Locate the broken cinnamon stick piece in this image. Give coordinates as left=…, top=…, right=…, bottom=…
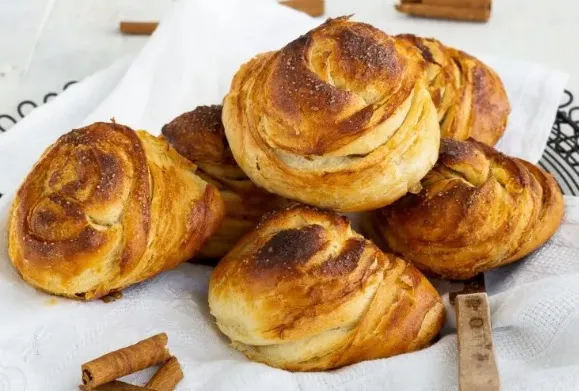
left=396, top=3, right=490, bottom=22
left=93, top=381, right=155, bottom=391
left=280, top=0, right=324, bottom=16
left=81, top=333, right=171, bottom=390
left=119, top=22, right=158, bottom=35
left=145, top=357, right=183, bottom=391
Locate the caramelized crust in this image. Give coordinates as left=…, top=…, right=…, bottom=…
left=162, top=105, right=230, bottom=164
left=371, top=138, right=564, bottom=280
left=8, top=122, right=224, bottom=299
left=223, top=17, right=440, bottom=212
left=397, top=34, right=510, bottom=146
left=162, top=106, right=288, bottom=260
left=209, top=205, right=445, bottom=371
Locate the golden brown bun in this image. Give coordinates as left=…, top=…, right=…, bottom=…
left=209, top=205, right=445, bottom=371
left=223, top=17, right=440, bottom=212
left=162, top=105, right=289, bottom=260
left=397, top=34, right=510, bottom=146
left=371, top=138, right=564, bottom=280
left=8, top=122, right=224, bottom=300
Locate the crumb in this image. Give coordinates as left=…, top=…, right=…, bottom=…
left=101, top=291, right=123, bottom=303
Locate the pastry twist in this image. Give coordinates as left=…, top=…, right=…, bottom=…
left=162, top=105, right=288, bottom=260
left=8, top=122, right=224, bottom=299
left=223, top=17, right=440, bottom=212
left=397, top=35, right=510, bottom=146
left=370, top=138, right=564, bottom=280
left=209, top=205, right=445, bottom=371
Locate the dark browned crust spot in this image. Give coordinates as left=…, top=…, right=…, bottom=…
left=254, top=224, right=326, bottom=273
left=270, top=34, right=350, bottom=126
left=338, top=105, right=375, bottom=134
left=396, top=34, right=437, bottom=65
left=334, top=26, right=403, bottom=75
left=317, top=238, right=366, bottom=276
left=95, top=152, right=124, bottom=198
left=439, top=137, right=481, bottom=165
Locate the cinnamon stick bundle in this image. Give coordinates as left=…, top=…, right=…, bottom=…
left=81, top=334, right=171, bottom=390
left=145, top=357, right=183, bottom=391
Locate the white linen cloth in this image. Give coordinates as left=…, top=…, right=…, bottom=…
left=0, top=0, right=576, bottom=390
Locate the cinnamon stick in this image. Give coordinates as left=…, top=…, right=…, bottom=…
left=81, top=334, right=171, bottom=390
left=145, top=357, right=183, bottom=391
left=396, top=3, right=490, bottom=22
left=401, top=0, right=490, bottom=8
left=280, top=0, right=324, bottom=17
left=93, top=381, right=154, bottom=391
left=119, top=22, right=158, bottom=35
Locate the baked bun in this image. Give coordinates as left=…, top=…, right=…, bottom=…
left=209, top=205, right=445, bottom=371
left=397, top=35, right=510, bottom=146
left=162, top=105, right=288, bottom=260
left=370, top=138, right=564, bottom=280
left=8, top=122, right=224, bottom=300
left=223, top=17, right=440, bottom=212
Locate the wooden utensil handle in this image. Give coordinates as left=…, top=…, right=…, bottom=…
left=456, top=292, right=501, bottom=391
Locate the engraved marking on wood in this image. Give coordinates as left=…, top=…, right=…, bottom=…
left=456, top=292, right=500, bottom=391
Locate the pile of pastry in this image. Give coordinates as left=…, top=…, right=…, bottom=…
left=8, top=17, right=563, bottom=371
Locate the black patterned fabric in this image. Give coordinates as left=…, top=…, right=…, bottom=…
left=0, top=86, right=578, bottom=197
left=0, top=81, right=77, bottom=133
left=538, top=90, right=579, bottom=196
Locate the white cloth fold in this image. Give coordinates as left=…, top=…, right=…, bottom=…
left=0, top=0, right=576, bottom=390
